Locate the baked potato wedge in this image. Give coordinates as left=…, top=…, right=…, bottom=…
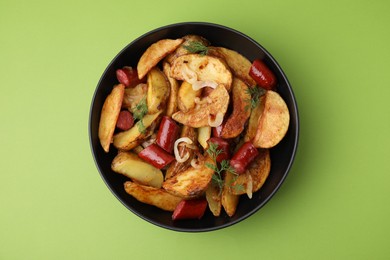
left=231, top=149, right=271, bottom=196
left=177, top=81, right=202, bottom=112
left=98, top=84, right=125, bottom=152
left=137, top=38, right=184, bottom=79
left=162, top=62, right=179, bottom=117
left=112, top=152, right=163, bottom=188
left=147, top=67, right=170, bottom=114
left=244, top=91, right=265, bottom=142
left=124, top=181, right=182, bottom=211
left=220, top=78, right=251, bottom=139
left=113, top=111, right=161, bottom=150
left=122, top=83, right=147, bottom=111
left=208, top=47, right=256, bottom=86
left=252, top=91, right=290, bottom=148
left=165, top=35, right=210, bottom=64
left=221, top=171, right=240, bottom=217
left=205, top=182, right=222, bottom=217
left=172, top=84, right=229, bottom=128
left=162, top=156, right=214, bottom=199
left=197, top=126, right=211, bottom=149
left=170, top=54, right=232, bottom=92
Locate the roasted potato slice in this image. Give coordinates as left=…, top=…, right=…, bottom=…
left=98, top=84, right=125, bottom=152
left=205, top=182, right=222, bottom=217
left=162, top=156, right=214, bottom=199
left=162, top=62, right=179, bottom=117
left=221, top=171, right=240, bottom=217
left=197, top=126, right=211, bottom=149
left=122, top=83, right=147, bottom=111
left=231, top=149, right=271, bottom=196
left=177, top=81, right=201, bottom=112
left=124, top=181, right=182, bottom=211
left=170, top=54, right=232, bottom=91
left=137, top=38, right=184, bottom=79
left=165, top=34, right=210, bottom=64
left=165, top=126, right=198, bottom=180
left=113, top=112, right=161, bottom=150
left=244, top=92, right=265, bottom=142
left=172, top=84, right=229, bottom=128
left=147, top=67, right=170, bottom=114
left=220, top=78, right=251, bottom=139
left=208, top=47, right=256, bottom=87
left=252, top=91, right=290, bottom=148
left=112, top=152, right=163, bottom=188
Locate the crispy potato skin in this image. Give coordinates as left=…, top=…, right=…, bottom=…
left=206, top=182, right=222, bottom=217
left=98, top=84, right=125, bottom=152
left=163, top=156, right=214, bottom=199
left=172, top=84, right=229, bottom=128
left=221, top=78, right=251, bottom=139
left=208, top=47, right=256, bottom=87
left=170, top=54, right=232, bottom=92
left=253, top=91, right=290, bottom=148
left=124, top=181, right=182, bottom=211
left=137, top=38, right=184, bottom=79
left=232, top=149, right=271, bottom=195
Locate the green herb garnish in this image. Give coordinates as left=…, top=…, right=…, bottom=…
left=205, top=142, right=243, bottom=194
left=183, top=41, right=209, bottom=55
left=245, top=86, right=266, bottom=111
left=131, top=96, right=148, bottom=133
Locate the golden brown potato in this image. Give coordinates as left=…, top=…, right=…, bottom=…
left=124, top=181, right=182, bottom=211
left=122, top=83, right=147, bottom=111
left=113, top=112, right=161, bottom=150
left=197, top=126, right=211, bottom=149
left=244, top=92, right=265, bottom=142
left=147, top=67, right=170, bottom=114
left=162, top=62, right=179, bottom=117
left=208, top=47, right=256, bottom=87
left=206, top=182, right=222, bottom=217
left=221, top=171, right=240, bottom=217
left=252, top=91, right=290, bottom=148
left=98, top=84, right=125, bottom=152
left=172, top=84, right=229, bottom=128
left=231, top=149, right=271, bottom=196
left=177, top=81, right=201, bottom=112
left=137, top=38, right=184, bottom=79
left=220, top=78, right=251, bottom=139
left=162, top=156, right=214, bottom=199
left=165, top=35, right=210, bottom=64
left=165, top=126, right=198, bottom=180
left=112, top=152, right=164, bottom=188
left=170, top=54, right=232, bottom=92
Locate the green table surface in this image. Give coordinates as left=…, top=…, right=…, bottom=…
left=1, top=0, right=389, bottom=259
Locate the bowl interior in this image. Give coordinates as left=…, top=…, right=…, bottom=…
left=89, top=22, right=299, bottom=232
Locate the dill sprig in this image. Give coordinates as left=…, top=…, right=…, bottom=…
left=183, top=41, right=209, bottom=56
left=131, top=96, right=148, bottom=133
left=205, top=142, right=243, bottom=193
left=245, top=86, right=266, bottom=111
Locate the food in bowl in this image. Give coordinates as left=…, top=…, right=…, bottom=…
left=96, top=34, right=290, bottom=221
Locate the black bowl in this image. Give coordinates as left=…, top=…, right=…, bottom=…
left=89, top=22, right=299, bottom=232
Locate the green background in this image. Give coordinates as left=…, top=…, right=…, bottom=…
left=1, top=0, right=389, bottom=259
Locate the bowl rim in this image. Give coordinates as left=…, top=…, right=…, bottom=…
left=89, top=21, right=299, bottom=232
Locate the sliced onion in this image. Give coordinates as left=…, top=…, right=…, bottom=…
left=192, top=80, right=218, bottom=91
left=246, top=174, right=253, bottom=199
left=174, top=137, right=193, bottom=163
left=141, top=135, right=156, bottom=148
left=208, top=112, right=224, bottom=127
